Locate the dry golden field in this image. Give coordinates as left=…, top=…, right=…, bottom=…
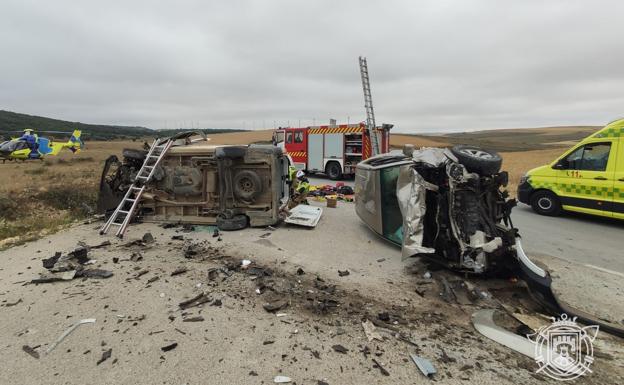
left=0, top=127, right=591, bottom=246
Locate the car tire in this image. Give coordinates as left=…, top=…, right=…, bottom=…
left=216, top=146, right=247, bottom=159
left=217, top=214, right=248, bottom=231
left=450, top=145, right=502, bottom=175
left=122, top=149, right=147, bottom=161
left=233, top=170, right=263, bottom=201
left=530, top=190, right=562, bottom=216
left=325, top=161, right=342, bottom=180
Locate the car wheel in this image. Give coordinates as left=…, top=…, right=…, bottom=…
left=233, top=170, right=263, bottom=201
left=530, top=190, right=562, bottom=216
left=325, top=161, right=342, bottom=180
left=450, top=145, right=502, bottom=175
left=217, top=214, right=248, bottom=231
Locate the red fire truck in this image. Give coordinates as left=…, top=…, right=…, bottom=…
left=272, top=122, right=392, bottom=179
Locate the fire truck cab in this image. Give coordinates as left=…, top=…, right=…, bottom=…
left=272, top=122, right=392, bottom=180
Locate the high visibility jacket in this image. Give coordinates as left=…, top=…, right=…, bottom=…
left=297, top=181, right=310, bottom=194
left=288, top=166, right=297, bottom=182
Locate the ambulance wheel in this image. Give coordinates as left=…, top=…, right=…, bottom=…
left=530, top=190, right=562, bottom=216
left=326, top=161, right=342, bottom=180
left=217, top=214, right=248, bottom=231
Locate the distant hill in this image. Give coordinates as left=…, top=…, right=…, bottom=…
left=0, top=110, right=246, bottom=141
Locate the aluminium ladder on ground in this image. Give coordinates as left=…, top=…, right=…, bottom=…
left=358, top=56, right=380, bottom=156
left=99, top=138, right=174, bottom=238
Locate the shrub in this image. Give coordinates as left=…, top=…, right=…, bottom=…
left=0, top=193, right=19, bottom=220
left=37, top=184, right=97, bottom=217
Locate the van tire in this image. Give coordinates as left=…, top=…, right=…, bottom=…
left=233, top=170, right=263, bottom=201
left=217, top=214, right=248, bottom=231
left=450, top=145, right=502, bottom=175
left=122, top=149, right=147, bottom=161
left=326, top=161, right=342, bottom=180
left=530, top=190, right=562, bottom=216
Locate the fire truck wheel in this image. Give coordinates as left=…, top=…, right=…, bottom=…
left=326, top=161, right=342, bottom=180
left=233, top=170, right=263, bottom=201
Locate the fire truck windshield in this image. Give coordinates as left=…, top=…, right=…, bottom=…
left=274, top=131, right=285, bottom=144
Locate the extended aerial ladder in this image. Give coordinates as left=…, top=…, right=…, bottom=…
left=100, top=137, right=174, bottom=238
left=359, top=56, right=380, bottom=156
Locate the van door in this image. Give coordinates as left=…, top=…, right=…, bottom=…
left=554, top=140, right=615, bottom=216
left=614, top=139, right=624, bottom=219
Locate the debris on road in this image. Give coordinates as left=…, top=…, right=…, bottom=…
left=409, top=353, right=436, bottom=378
left=182, top=316, right=205, bottom=322
left=161, top=342, right=178, bottom=352
left=97, top=348, right=112, bottom=365
left=263, top=299, right=288, bottom=313
left=170, top=267, right=188, bottom=276
left=179, top=293, right=212, bottom=310
left=22, top=345, right=40, bottom=359
left=372, top=358, right=390, bottom=376
left=45, top=318, right=96, bottom=355
left=331, top=344, right=349, bottom=354
left=338, top=270, right=350, bottom=277
left=362, top=319, right=383, bottom=342
left=273, top=375, right=292, bottom=383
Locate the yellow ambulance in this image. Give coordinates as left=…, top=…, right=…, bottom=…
left=517, top=118, right=623, bottom=219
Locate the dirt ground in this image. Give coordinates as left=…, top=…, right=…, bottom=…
left=1, top=202, right=622, bottom=385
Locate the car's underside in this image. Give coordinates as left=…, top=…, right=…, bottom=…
left=356, top=145, right=624, bottom=337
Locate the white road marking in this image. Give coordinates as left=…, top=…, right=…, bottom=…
left=584, top=264, right=624, bottom=278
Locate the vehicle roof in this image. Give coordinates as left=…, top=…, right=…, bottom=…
left=592, top=118, right=624, bottom=139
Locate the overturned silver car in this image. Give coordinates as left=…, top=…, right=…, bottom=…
left=355, top=145, right=624, bottom=337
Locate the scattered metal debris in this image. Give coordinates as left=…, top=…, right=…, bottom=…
left=171, top=267, right=188, bottom=276
left=337, top=270, right=350, bottom=277
left=409, top=353, right=436, bottom=378
left=284, top=205, right=322, bottom=227
left=263, top=299, right=288, bottom=313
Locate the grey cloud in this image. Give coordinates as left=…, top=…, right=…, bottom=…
left=0, top=0, right=622, bottom=132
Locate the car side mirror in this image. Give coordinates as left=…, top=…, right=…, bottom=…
left=552, top=162, right=565, bottom=170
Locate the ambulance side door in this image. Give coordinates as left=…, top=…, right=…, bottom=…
left=614, top=138, right=624, bottom=219
left=554, top=140, right=615, bottom=216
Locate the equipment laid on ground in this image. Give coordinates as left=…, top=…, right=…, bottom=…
left=272, top=122, right=392, bottom=180
left=518, top=118, right=624, bottom=220
left=100, top=137, right=174, bottom=237
left=0, top=129, right=84, bottom=162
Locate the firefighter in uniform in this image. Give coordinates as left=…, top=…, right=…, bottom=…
left=288, top=170, right=310, bottom=209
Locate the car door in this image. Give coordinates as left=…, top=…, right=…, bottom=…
left=614, top=139, right=624, bottom=219
left=554, top=140, right=615, bottom=216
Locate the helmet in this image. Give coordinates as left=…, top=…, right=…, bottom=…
left=296, top=170, right=305, bottom=179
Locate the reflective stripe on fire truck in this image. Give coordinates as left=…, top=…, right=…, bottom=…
left=308, top=127, right=365, bottom=134
left=288, top=152, right=306, bottom=157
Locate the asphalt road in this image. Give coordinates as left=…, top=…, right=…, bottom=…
left=308, top=174, right=624, bottom=274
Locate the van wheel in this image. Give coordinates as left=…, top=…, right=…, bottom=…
left=326, top=161, right=342, bottom=180
left=217, top=214, right=248, bottom=231
left=233, top=170, right=263, bottom=201
left=530, top=190, right=562, bottom=216
left=450, top=145, right=502, bottom=175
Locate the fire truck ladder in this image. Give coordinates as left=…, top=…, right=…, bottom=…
left=100, top=137, right=174, bottom=238
left=359, top=56, right=379, bottom=156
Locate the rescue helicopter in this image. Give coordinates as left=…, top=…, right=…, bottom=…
left=0, top=129, right=84, bottom=163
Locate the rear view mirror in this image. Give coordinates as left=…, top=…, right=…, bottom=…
left=552, top=162, right=565, bottom=170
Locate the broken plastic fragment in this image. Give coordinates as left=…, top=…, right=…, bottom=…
left=274, top=376, right=291, bottom=383
left=45, top=318, right=96, bottom=355
left=409, top=353, right=437, bottom=377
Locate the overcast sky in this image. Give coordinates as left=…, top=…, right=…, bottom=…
left=1, top=0, right=623, bottom=133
